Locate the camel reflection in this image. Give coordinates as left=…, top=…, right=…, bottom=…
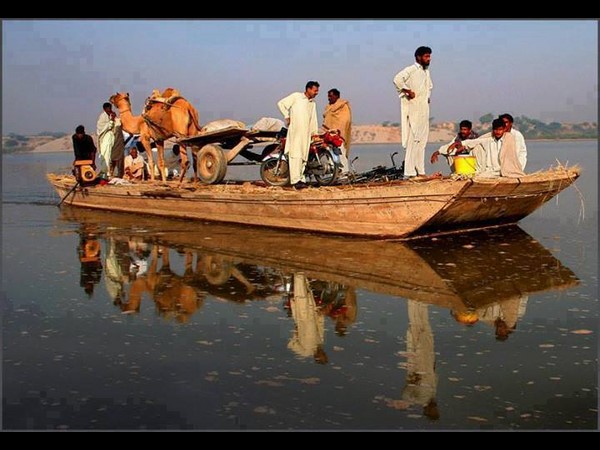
left=99, top=237, right=285, bottom=322
left=117, top=244, right=203, bottom=323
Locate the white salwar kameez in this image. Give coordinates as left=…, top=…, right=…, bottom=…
left=393, top=63, right=433, bottom=177
left=96, top=112, right=115, bottom=176
left=511, top=128, right=527, bottom=170
left=277, top=92, right=318, bottom=184
left=461, top=134, right=505, bottom=177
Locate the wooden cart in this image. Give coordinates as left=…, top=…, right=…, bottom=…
left=178, top=127, right=280, bottom=184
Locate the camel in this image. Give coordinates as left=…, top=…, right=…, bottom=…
left=109, top=90, right=202, bottom=182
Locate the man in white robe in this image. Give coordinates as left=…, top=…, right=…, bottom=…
left=96, top=102, right=117, bottom=177
left=393, top=46, right=433, bottom=178
left=500, top=113, right=527, bottom=170
left=277, top=81, right=320, bottom=187
left=452, top=118, right=525, bottom=178
left=124, top=147, right=145, bottom=181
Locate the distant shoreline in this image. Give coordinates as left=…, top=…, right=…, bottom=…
left=18, top=137, right=597, bottom=155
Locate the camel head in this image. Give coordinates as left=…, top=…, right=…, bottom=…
left=109, top=92, right=131, bottom=111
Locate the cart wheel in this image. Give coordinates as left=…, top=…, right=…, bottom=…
left=197, top=144, right=227, bottom=184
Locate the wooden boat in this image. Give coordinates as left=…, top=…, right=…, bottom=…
left=59, top=208, right=579, bottom=314
left=48, top=165, right=580, bottom=239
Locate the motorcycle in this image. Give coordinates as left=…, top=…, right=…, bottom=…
left=260, top=128, right=341, bottom=187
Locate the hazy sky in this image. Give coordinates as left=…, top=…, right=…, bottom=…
left=2, top=20, right=597, bottom=134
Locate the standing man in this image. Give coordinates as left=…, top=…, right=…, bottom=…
left=96, top=102, right=117, bottom=178
left=499, top=113, right=527, bottom=171
left=393, top=46, right=433, bottom=178
left=110, top=121, right=126, bottom=178
left=323, top=88, right=353, bottom=155
left=277, top=81, right=320, bottom=188
left=72, top=125, right=97, bottom=164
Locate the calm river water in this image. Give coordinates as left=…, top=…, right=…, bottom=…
left=1, top=141, right=597, bottom=430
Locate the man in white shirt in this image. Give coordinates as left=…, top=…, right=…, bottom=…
left=499, top=113, right=527, bottom=170
left=277, top=81, right=320, bottom=188
left=451, top=118, right=525, bottom=178
left=123, top=147, right=145, bottom=181
left=96, top=102, right=117, bottom=178
left=393, top=46, right=433, bottom=178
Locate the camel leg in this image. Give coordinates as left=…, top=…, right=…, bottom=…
left=155, top=141, right=167, bottom=182
left=161, top=246, right=170, bottom=269
left=140, top=134, right=155, bottom=181
left=178, top=145, right=191, bottom=185
left=190, top=146, right=200, bottom=182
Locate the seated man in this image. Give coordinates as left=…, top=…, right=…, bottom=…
left=123, top=147, right=145, bottom=181
left=451, top=118, right=525, bottom=178
left=430, top=120, right=479, bottom=171
left=165, top=144, right=184, bottom=179
left=499, top=113, right=527, bottom=170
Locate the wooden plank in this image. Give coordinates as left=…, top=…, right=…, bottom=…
left=178, top=126, right=248, bottom=146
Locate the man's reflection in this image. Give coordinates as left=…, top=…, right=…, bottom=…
left=451, top=294, right=529, bottom=341
left=286, top=275, right=357, bottom=364
left=287, top=273, right=328, bottom=364
left=104, top=236, right=130, bottom=306
left=77, top=226, right=103, bottom=298
left=402, top=300, right=439, bottom=420
left=478, top=294, right=528, bottom=341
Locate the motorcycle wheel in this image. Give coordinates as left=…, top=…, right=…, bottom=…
left=260, top=157, right=290, bottom=186
left=313, top=148, right=339, bottom=186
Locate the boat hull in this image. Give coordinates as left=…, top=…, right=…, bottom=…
left=48, top=166, right=580, bottom=239
left=420, top=168, right=580, bottom=235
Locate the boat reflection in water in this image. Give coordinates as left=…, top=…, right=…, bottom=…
left=61, top=208, right=579, bottom=420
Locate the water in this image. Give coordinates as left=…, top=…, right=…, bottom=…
left=1, top=141, right=597, bottom=430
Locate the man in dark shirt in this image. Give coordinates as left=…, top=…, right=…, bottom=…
left=430, top=119, right=479, bottom=166
left=72, top=125, right=97, bottom=164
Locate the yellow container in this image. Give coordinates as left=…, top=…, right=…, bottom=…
left=453, top=155, right=477, bottom=175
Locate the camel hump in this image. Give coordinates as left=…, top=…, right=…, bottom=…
left=147, top=87, right=184, bottom=107
left=161, top=87, right=180, bottom=98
